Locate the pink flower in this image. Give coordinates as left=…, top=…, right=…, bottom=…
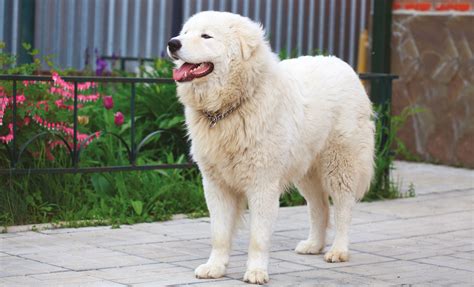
left=103, top=96, right=114, bottom=110
left=114, top=112, right=124, bottom=126
left=52, top=72, right=59, bottom=82
left=0, top=123, right=14, bottom=144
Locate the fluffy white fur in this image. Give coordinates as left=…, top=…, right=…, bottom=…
left=168, top=11, right=374, bottom=284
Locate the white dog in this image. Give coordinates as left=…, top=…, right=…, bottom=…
left=167, top=11, right=374, bottom=284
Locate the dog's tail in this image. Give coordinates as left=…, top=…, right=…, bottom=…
left=355, top=111, right=376, bottom=201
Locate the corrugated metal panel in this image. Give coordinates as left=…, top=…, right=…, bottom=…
left=307, top=0, right=315, bottom=54
left=296, top=0, right=304, bottom=56
left=0, top=0, right=373, bottom=70
left=144, top=0, right=153, bottom=59
left=254, top=0, right=261, bottom=22
left=0, top=0, right=4, bottom=44
left=318, top=0, right=326, bottom=52
left=286, top=0, right=294, bottom=56
left=11, top=0, right=19, bottom=55
left=275, top=0, right=283, bottom=52
left=349, top=0, right=357, bottom=65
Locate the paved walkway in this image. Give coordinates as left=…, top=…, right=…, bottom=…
left=1, top=161, right=473, bottom=286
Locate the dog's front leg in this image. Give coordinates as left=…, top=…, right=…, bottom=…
left=195, top=177, right=244, bottom=279
left=244, top=185, right=280, bottom=285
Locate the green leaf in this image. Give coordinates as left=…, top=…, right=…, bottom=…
left=91, top=174, right=112, bottom=194
left=131, top=200, right=143, bottom=216
left=22, top=42, right=31, bottom=51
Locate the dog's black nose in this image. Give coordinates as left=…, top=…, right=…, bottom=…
left=168, top=39, right=182, bottom=53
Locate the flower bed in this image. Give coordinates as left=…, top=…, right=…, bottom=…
left=0, top=45, right=206, bottom=226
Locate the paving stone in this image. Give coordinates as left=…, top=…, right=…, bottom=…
left=39, top=225, right=113, bottom=234
left=350, top=235, right=466, bottom=261
left=333, top=260, right=434, bottom=277
left=351, top=211, right=472, bottom=239
left=106, top=240, right=213, bottom=263
left=217, top=254, right=313, bottom=279
left=421, top=229, right=474, bottom=247
left=273, top=228, right=308, bottom=240
left=454, top=244, right=474, bottom=253
left=0, top=231, right=89, bottom=255
left=0, top=232, right=22, bottom=239
left=31, top=271, right=126, bottom=286
left=415, top=255, right=474, bottom=272
left=449, top=251, right=474, bottom=260
left=143, top=221, right=212, bottom=240
left=50, top=227, right=175, bottom=247
left=0, top=274, right=126, bottom=286
left=350, top=209, right=400, bottom=224
left=270, top=249, right=394, bottom=270
left=186, top=279, right=248, bottom=286
left=356, top=189, right=474, bottom=219
left=392, top=161, right=474, bottom=195
left=0, top=255, right=65, bottom=277
left=267, top=269, right=390, bottom=286
left=20, top=246, right=155, bottom=271
left=231, top=233, right=299, bottom=253
left=367, top=263, right=474, bottom=285
left=129, top=270, right=226, bottom=286
left=83, top=263, right=196, bottom=284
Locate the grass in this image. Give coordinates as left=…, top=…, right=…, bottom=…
left=1, top=167, right=206, bottom=226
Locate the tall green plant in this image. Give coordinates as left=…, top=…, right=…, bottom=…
left=364, top=106, right=421, bottom=200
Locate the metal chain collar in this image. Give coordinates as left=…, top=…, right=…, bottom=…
left=203, top=103, right=240, bottom=128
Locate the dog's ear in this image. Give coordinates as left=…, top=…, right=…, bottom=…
left=237, top=20, right=265, bottom=60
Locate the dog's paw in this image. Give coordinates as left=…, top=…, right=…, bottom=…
left=195, top=263, right=226, bottom=279
left=295, top=240, right=324, bottom=254
left=324, top=249, right=349, bottom=263
left=243, top=268, right=269, bottom=285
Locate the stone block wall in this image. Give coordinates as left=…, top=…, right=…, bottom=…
left=391, top=12, right=474, bottom=167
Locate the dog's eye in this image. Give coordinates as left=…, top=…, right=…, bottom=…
left=201, top=34, right=212, bottom=39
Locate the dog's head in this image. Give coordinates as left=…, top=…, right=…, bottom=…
left=167, top=11, right=266, bottom=85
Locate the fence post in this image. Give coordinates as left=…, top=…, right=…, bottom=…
left=371, top=0, right=393, bottom=74
left=11, top=81, right=17, bottom=167
left=18, top=0, right=35, bottom=65
left=371, top=0, right=393, bottom=192
left=72, top=81, right=78, bottom=168
left=130, top=83, right=136, bottom=165
left=171, top=0, right=184, bottom=37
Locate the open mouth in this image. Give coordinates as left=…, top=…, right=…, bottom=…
left=172, top=62, right=214, bottom=82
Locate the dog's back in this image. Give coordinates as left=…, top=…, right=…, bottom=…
left=280, top=55, right=374, bottom=200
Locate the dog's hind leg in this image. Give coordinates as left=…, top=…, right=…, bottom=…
left=294, top=167, right=329, bottom=255
left=320, top=144, right=359, bottom=263
left=195, top=177, right=245, bottom=279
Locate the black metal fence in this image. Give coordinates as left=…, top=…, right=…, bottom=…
left=0, top=74, right=194, bottom=175
left=0, top=73, right=397, bottom=176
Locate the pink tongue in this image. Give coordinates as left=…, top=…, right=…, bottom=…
left=173, top=63, right=197, bottom=81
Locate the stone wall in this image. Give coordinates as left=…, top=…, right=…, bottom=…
left=391, top=12, right=474, bottom=167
